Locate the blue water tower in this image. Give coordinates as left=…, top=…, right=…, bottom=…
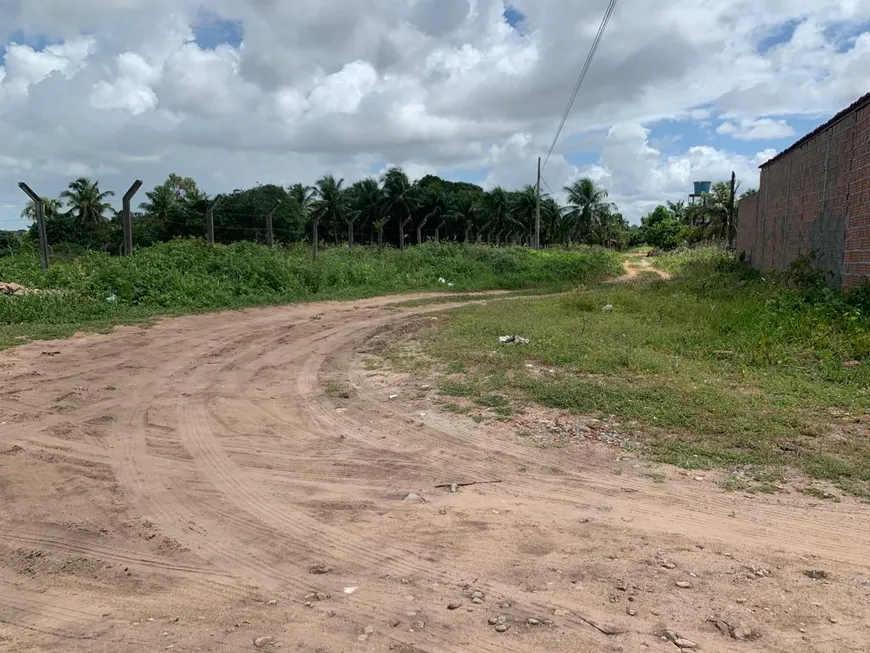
left=693, top=181, right=712, bottom=195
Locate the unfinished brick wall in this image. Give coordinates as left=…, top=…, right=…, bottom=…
left=735, top=94, right=870, bottom=289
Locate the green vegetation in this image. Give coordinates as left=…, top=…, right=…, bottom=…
left=408, top=247, right=870, bottom=494
left=0, top=240, right=620, bottom=348
left=9, top=169, right=643, bottom=256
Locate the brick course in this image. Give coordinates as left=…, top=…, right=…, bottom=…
left=735, top=92, right=870, bottom=289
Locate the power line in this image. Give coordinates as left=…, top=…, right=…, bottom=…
left=541, top=0, right=618, bottom=172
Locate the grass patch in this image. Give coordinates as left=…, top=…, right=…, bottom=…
left=414, top=248, right=870, bottom=494
left=0, top=240, right=621, bottom=349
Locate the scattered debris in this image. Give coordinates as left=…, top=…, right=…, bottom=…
left=0, top=281, right=41, bottom=296
left=803, top=569, right=829, bottom=580
left=403, top=493, right=425, bottom=504
left=498, top=335, right=530, bottom=345
left=434, top=479, right=503, bottom=489
left=388, top=394, right=399, bottom=400
left=602, top=304, right=613, bottom=312
left=343, top=586, right=358, bottom=595
left=843, top=360, right=860, bottom=368
left=711, top=617, right=755, bottom=641
left=105, top=294, right=118, bottom=303
left=674, top=638, right=698, bottom=649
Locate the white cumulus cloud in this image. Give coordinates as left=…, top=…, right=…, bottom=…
left=0, top=0, right=868, bottom=225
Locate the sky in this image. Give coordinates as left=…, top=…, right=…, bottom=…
left=0, top=1, right=868, bottom=229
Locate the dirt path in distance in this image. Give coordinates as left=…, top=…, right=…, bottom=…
left=613, top=252, right=671, bottom=282
left=0, top=292, right=867, bottom=652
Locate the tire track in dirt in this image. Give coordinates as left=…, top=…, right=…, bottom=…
left=3, top=292, right=869, bottom=652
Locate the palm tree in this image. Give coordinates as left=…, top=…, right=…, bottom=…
left=311, top=175, right=347, bottom=235
left=416, top=186, right=448, bottom=244
left=140, top=184, right=178, bottom=221
left=704, top=179, right=740, bottom=246
left=511, top=185, right=539, bottom=245
left=288, top=182, right=316, bottom=218
left=451, top=192, right=481, bottom=242
left=380, top=167, right=416, bottom=250
left=348, top=177, right=383, bottom=246
left=60, top=178, right=114, bottom=224
left=482, top=187, right=513, bottom=245
left=563, top=177, right=608, bottom=244
left=666, top=199, right=686, bottom=224
left=21, top=197, right=62, bottom=221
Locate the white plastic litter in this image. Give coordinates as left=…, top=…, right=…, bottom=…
left=498, top=335, right=530, bottom=345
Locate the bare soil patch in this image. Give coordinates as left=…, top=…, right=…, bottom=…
left=0, top=293, right=868, bottom=652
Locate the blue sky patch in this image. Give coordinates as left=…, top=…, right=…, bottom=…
left=192, top=10, right=243, bottom=49
left=504, top=5, right=526, bottom=32
left=0, top=30, right=59, bottom=65
left=755, top=19, right=801, bottom=54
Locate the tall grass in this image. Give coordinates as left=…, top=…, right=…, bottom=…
left=409, top=247, right=870, bottom=494
left=0, top=240, right=621, bottom=345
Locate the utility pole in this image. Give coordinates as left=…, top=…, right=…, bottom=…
left=206, top=195, right=221, bottom=244
left=535, top=156, right=542, bottom=249
left=122, top=180, right=143, bottom=256
left=728, top=170, right=736, bottom=249
left=18, top=182, right=49, bottom=270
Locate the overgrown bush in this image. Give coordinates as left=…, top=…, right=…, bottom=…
left=0, top=240, right=621, bottom=330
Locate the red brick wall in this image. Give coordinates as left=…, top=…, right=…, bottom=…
left=735, top=102, right=870, bottom=289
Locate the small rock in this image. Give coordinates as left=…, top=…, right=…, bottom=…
left=403, top=493, right=425, bottom=504
left=447, top=602, right=462, bottom=610
left=501, top=602, right=511, bottom=609
left=412, top=620, right=425, bottom=631
left=627, top=608, right=637, bottom=617
left=663, top=630, right=678, bottom=643
left=675, top=581, right=692, bottom=589
left=616, top=582, right=628, bottom=591
left=170, top=616, right=180, bottom=622
left=488, top=617, right=499, bottom=625
left=731, top=623, right=753, bottom=640
left=308, top=563, right=332, bottom=575
left=553, top=609, right=569, bottom=617
left=527, top=618, right=540, bottom=626
left=495, top=624, right=508, bottom=633
left=827, top=616, right=838, bottom=624
left=662, top=562, right=676, bottom=569
left=472, top=597, right=483, bottom=604
left=674, top=638, right=697, bottom=649
left=390, top=620, right=400, bottom=628
left=404, top=595, right=415, bottom=602
left=253, top=636, right=274, bottom=648
left=357, top=634, right=368, bottom=642
left=266, top=600, right=277, bottom=606
left=471, top=590, right=484, bottom=600
left=736, top=598, right=746, bottom=604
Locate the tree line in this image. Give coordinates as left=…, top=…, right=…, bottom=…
left=10, top=168, right=748, bottom=256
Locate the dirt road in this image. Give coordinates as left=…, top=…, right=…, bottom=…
left=1, top=294, right=868, bottom=652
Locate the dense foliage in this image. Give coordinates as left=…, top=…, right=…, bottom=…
left=10, top=169, right=644, bottom=254
left=0, top=240, right=622, bottom=341
left=640, top=181, right=756, bottom=250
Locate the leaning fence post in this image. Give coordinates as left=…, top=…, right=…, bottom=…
left=206, top=195, right=221, bottom=244
left=18, top=182, right=49, bottom=270
left=122, top=180, right=143, bottom=256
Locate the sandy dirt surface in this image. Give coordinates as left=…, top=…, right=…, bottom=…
left=612, top=254, right=671, bottom=282
left=0, top=293, right=868, bottom=653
